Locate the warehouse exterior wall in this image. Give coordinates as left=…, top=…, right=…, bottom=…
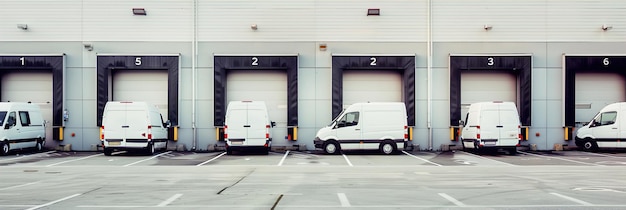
left=1, top=0, right=626, bottom=151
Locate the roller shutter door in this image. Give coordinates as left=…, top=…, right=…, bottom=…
left=460, top=72, right=517, bottom=119
left=226, top=70, right=287, bottom=139
left=112, top=70, right=169, bottom=120
left=575, top=73, right=625, bottom=126
left=343, top=71, right=403, bottom=108
left=1, top=71, right=53, bottom=142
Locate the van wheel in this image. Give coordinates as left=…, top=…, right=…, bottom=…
left=1, top=141, right=9, bottom=156
left=323, top=141, right=340, bottom=155
left=146, top=143, right=155, bottom=155
left=226, top=148, right=232, bottom=155
left=582, top=139, right=598, bottom=151
left=380, top=141, right=396, bottom=155
left=104, top=148, right=113, bottom=156
left=35, top=140, right=43, bottom=152
left=508, top=148, right=517, bottom=155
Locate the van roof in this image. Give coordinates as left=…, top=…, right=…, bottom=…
left=0, top=102, right=41, bottom=110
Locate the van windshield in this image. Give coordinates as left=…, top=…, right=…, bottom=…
left=0, top=111, right=6, bottom=125
left=329, top=109, right=346, bottom=126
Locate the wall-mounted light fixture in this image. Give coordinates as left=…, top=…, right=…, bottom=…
left=483, top=25, right=493, bottom=31
left=602, top=24, right=613, bottom=31
left=367, top=8, right=380, bottom=16
left=132, top=8, right=147, bottom=15
left=17, top=24, right=28, bottom=30
left=83, top=43, right=93, bottom=51
left=250, top=24, right=258, bottom=30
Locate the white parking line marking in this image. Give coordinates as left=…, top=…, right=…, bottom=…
left=122, top=151, right=172, bottom=167
left=337, top=193, right=351, bottom=207
left=277, top=150, right=289, bottom=166
left=518, top=151, right=603, bottom=166
left=26, top=193, right=81, bottom=210
left=46, top=153, right=103, bottom=167
left=402, top=151, right=442, bottom=166
left=196, top=152, right=226, bottom=166
left=0, top=181, right=39, bottom=191
left=550, top=192, right=593, bottom=206
left=342, top=154, right=353, bottom=167
left=582, top=151, right=626, bottom=158
left=459, top=151, right=516, bottom=166
left=438, top=193, right=466, bottom=207
left=0, top=151, right=55, bottom=162
left=157, top=193, right=183, bottom=207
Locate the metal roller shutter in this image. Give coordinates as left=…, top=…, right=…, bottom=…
left=226, top=70, right=288, bottom=140
left=112, top=70, right=169, bottom=120
left=460, top=72, right=517, bottom=119
left=575, top=73, right=625, bottom=126
left=342, top=71, right=403, bottom=108
left=1, top=71, right=53, bottom=142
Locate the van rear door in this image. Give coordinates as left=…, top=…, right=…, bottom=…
left=125, top=110, right=148, bottom=140
left=104, top=110, right=126, bottom=142
left=246, top=107, right=268, bottom=145
left=227, top=103, right=267, bottom=146
left=498, top=109, right=521, bottom=146
left=479, top=109, right=500, bottom=146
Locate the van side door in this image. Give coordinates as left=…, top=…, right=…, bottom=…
left=591, top=111, right=618, bottom=148
left=18, top=111, right=36, bottom=148
left=4, top=112, right=20, bottom=149
left=334, top=111, right=361, bottom=150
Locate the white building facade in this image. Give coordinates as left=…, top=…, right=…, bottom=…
left=1, top=0, right=625, bottom=151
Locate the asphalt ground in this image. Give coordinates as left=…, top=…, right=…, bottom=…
left=2, top=148, right=626, bottom=209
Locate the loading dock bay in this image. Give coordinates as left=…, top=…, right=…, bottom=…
left=2, top=150, right=626, bottom=209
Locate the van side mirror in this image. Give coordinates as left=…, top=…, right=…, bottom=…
left=271, top=121, right=276, bottom=127
left=3, top=124, right=9, bottom=129
left=459, top=120, right=465, bottom=126
left=165, top=120, right=171, bottom=128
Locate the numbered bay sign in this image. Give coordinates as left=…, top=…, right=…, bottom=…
left=563, top=55, right=626, bottom=127
left=449, top=54, right=532, bottom=126
left=96, top=54, right=180, bottom=126
left=213, top=55, right=298, bottom=127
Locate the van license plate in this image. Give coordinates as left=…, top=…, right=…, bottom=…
left=108, top=142, right=120, bottom=146
left=231, top=141, right=243, bottom=145
left=484, top=141, right=496, bottom=146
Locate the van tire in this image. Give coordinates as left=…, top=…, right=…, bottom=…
left=1, top=141, right=9, bottom=155
left=104, top=148, right=113, bottom=156
left=146, top=143, right=155, bottom=155
left=323, top=141, right=340, bottom=155
left=508, top=147, right=517, bottom=155
left=226, top=148, right=233, bottom=155
left=582, top=139, right=598, bottom=151
left=35, top=140, right=43, bottom=152
left=380, top=141, right=396, bottom=155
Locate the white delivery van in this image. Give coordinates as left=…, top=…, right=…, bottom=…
left=460, top=101, right=521, bottom=154
left=575, top=102, right=626, bottom=151
left=100, top=101, right=169, bottom=156
left=224, top=101, right=274, bottom=155
left=314, top=102, right=408, bottom=155
left=0, top=102, right=46, bottom=155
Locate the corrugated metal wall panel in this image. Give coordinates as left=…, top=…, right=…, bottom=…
left=433, top=0, right=547, bottom=42
left=434, top=0, right=626, bottom=42
left=199, top=0, right=426, bottom=41
left=314, top=0, right=426, bottom=41
left=545, top=1, right=626, bottom=41
left=82, top=0, right=192, bottom=41
left=0, top=0, right=82, bottom=41
left=199, top=0, right=316, bottom=41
